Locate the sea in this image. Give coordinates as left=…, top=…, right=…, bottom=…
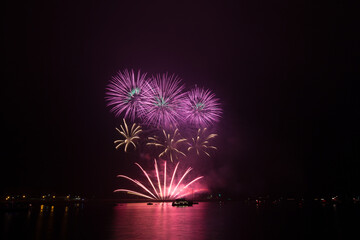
left=1, top=200, right=359, bottom=240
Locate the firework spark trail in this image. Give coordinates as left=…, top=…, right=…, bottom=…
left=173, top=176, right=204, bottom=199
left=154, top=159, right=163, bottom=199
left=114, top=189, right=154, bottom=200
left=141, top=73, right=186, bottom=128
left=164, top=161, right=166, bottom=199
left=114, top=159, right=205, bottom=200
left=116, top=175, right=157, bottom=199
left=134, top=163, right=160, bottom=198
left=188, top=128, right=217, bottom=157
left=169, top=167, right=192, bottom=198
left=106, top=69, right=149, bottom=120
left=114, top=119, right=142, bottom=152
left=167, top=162, right=179, bottom=196
left=147, top=128, right=187, bottom=162
left=182, top=87, right=222, bottom=128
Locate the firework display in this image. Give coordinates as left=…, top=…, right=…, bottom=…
left=182, top=87, right=222, bottom=128
left=106, top=69, right=222, bottom=200
left=106, top=69, right=148, bottom=120
left=141, top=73, right=186, bottom=128
left=114, top=119, right=142, bottom=152
left=105, top=69, right=222, bottom=130
left=147, top=128, right=187, bottom=162
left=187, top=128, right=217, bottom=157
left=114, top=159, right=205, bottom=200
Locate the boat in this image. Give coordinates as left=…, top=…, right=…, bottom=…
left=147, top=202, right=153, bottom=205
left=172, top=198, right=193, bottom=207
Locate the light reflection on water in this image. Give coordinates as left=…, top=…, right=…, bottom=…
left=1, top=203, right=86, bottom=240
left=1, top=201, right=360, bottom=240
left=110, top=202, right=207, bottom=240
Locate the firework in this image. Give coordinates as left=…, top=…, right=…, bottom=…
left=141, top=73, right=186, bottom=128
left=182, top=87, right=221, bottom=128
left=114, top=159, right=205, bottom=200
left=114, top=119, right=142, bottom=152
left=106, top=69, right=149, bottom=120
left=188, top=128, right=217, bottom=157
left=147, top=128, right=187, bottom=162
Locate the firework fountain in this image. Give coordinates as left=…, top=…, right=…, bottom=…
left=114, top=159, right=205, bottom=200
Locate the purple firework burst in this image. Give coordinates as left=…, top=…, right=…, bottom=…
left=105, top=69, right=149, bottom=120
left=141, top=73, right=186, bottom=129
left=182, top=87, right=222, bottom=128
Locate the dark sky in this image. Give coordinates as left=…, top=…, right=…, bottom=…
left=1, top=0, right=358, bottom=197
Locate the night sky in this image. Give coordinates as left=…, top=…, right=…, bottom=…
left=1, top=0, right=358, bottom=198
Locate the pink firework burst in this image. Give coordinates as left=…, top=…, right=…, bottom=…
left=182, top=87, right=222, bottom=128
left=105, top=69, right=149, bottom=120
left=141, top=73, right=186, bottom=129
left=114, top=159, right=205, bottom=200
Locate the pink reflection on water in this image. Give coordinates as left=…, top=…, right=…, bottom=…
left=110, top=202, right=207, bottom=240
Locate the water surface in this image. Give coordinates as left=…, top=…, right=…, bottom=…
left=1, top=201, right=359, bottom=239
